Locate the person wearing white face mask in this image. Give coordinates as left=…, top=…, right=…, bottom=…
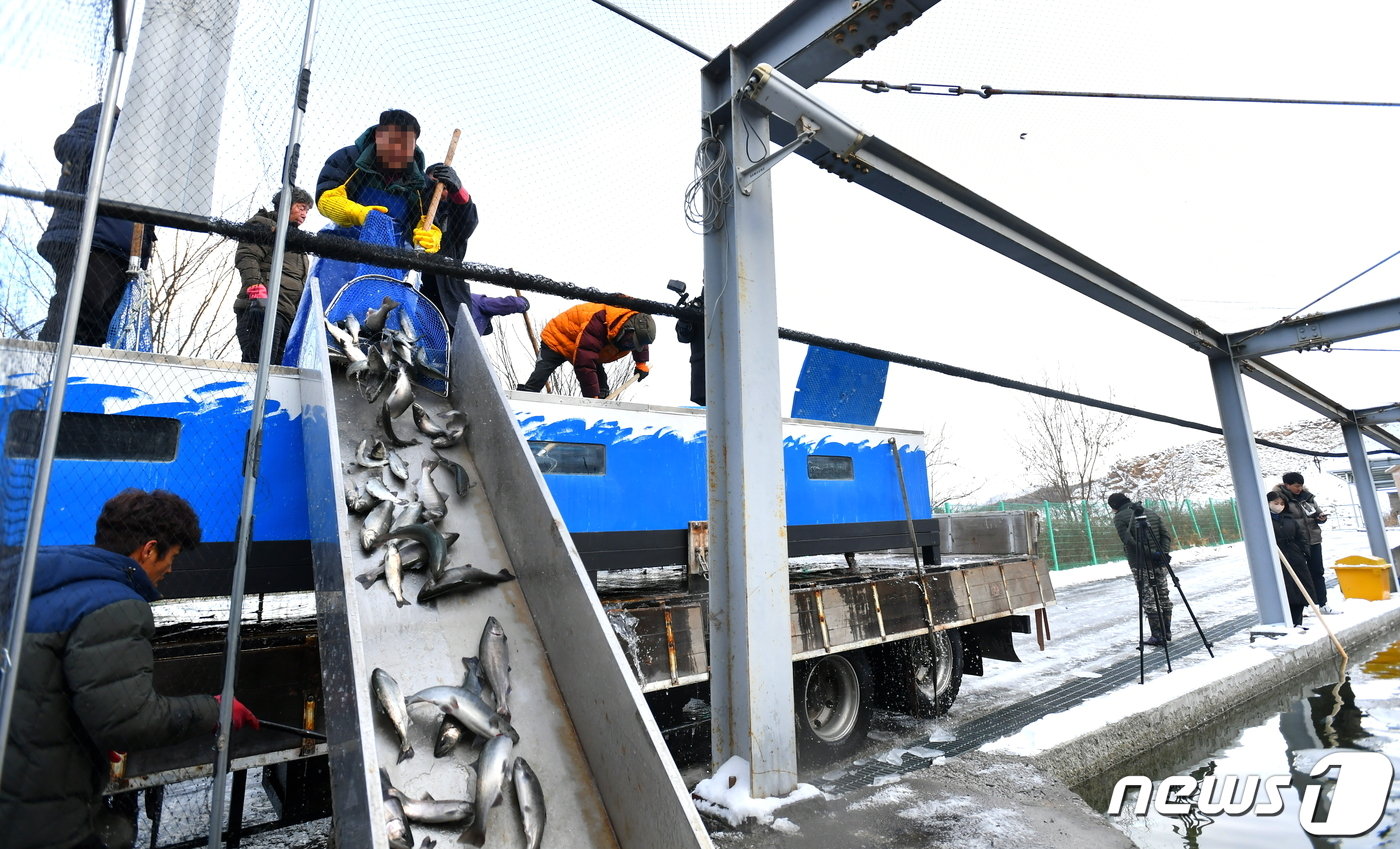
left=1272, top=471, right=1335, bottom=614
left=1268, top=490, right=1318, bottom=627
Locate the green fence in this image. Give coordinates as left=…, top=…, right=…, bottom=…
left=941, top=498, right=1243, bottom=570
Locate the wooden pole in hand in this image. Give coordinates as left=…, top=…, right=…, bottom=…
left=421, top=128, right=461, bottom=231
left=127, top=223, right=144, bottom=276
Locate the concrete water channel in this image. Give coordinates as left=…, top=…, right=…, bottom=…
left=1076, top=632, right=1400, bottom=848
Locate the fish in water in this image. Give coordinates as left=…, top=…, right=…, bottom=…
left=407, top=685, right=518, bottom=744
left=381, top=399, right=420, bottom=448
left=384, top=524, right=448, bottom=581
left=478, top=617, right=511, bottom=721
left=431, top=410, right=468, bottom=450
left=416, top=566, right=516, bottom=604
left=355, top=438, right=388, bottom=468
left=384, top=543, right=409, bottom=608
left=390, top=785, right=475, bottom=825
left=354, top=531, right=459, bottom=590
left=417, top=459, right=448, bottom=523
left=372, top=669, right=414, bottom=763
left=434, top=657, right=484, bottom=758
left=381, top=768, right=415, bottom=849
left=364, top=296, right=401, bottom=335
left=513, top=757, right=547, bottom=849
left=360, top=500, right=396, bottom=552
left=434, top=453, right=474, bottom=498
left=461, top=734, right=513, bottom=847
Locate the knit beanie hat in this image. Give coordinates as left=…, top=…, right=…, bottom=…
left=378, top=109, right=421, bottom=136
left=1106, top=493, right=1131, bottom=510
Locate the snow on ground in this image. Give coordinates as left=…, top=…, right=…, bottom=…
left=820, top=528, right=1400, bottom=778
left=692, top=756, right=825, bottom=827
left=892, top=794, right=1034, bottom=848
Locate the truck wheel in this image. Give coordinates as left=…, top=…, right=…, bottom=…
left=793, top=649, right=873, bottom=761
left=909, top=630, right=963, bottom=717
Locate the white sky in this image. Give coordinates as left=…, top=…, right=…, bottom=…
left=4, top=0, right=1399, bottom=496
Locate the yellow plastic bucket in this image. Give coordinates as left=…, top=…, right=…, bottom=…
left=1332, top=557, right=1393, bottom=601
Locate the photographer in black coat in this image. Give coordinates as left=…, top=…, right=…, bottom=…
left=1108, top=492, right=1174, bottom=646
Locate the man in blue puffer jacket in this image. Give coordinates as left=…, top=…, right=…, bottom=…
left=36, top=104, right=155, bottom=347
left=0, top=489, right=258, bottom=849
left=316, top=109, right=480, bottom=332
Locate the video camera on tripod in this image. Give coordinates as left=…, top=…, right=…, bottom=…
left=667, top=278, right=691, bottom=307
left=1133, top=506, right=1171, bottom=568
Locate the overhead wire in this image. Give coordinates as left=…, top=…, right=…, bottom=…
left=584, top=0, right=713, bottom=62
left=820, top=78, right=1400, bottom=108
left=821, top=76, right=1400, bottom=360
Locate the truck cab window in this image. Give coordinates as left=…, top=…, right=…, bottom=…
left=4, top=410, right=181, bottom=461
left=528, top=440, right=606, bottom=475
left=807, top=454, right=854, bottom=480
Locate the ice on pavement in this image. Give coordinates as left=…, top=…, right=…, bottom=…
left=895, top=794, right=1033, bottom=847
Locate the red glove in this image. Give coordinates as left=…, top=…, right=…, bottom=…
left=214, top=695, right=260, bottom=731
left=246, top=284, right=268, bottom=300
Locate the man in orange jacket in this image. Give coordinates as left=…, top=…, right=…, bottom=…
left=517, top=303, right=656, bottom=398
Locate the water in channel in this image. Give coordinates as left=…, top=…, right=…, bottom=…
left=1075, top=635, right=1400, bottom=848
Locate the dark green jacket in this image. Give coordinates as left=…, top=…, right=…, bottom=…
left=233, top=209, right=310, bottom=318
left=1113, top=502, right=1172, bottom=570
left=0, top=546, right=218, bottom=849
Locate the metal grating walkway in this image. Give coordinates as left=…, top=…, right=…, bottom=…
left=823, top=613, right=1258, bottom=793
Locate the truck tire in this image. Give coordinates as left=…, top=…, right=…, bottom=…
left=909, top=630, right=963, bottom=717
left=793, top=649, right=874, bottom=761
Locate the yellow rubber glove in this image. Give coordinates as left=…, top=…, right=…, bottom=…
left=317, top=184, right=387, bottom=227
left=412, top=220, right=442, bottom=253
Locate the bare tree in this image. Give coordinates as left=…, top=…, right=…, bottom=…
left=1014, top=378, right=1132, bottom=506
left=924, top=423, right=985, bottom=509
left=0, top=154, right=57, bottom=339
left=144, top=229, right=238, bottom=360
left=0, top=206, right=53, bottom=339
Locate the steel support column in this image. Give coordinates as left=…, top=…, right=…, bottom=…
left=1341, top=422, right=1391, bottom=562
left=701, top=49, right=797, bottom=797
left=1208, top=356, right=1289, bottom=624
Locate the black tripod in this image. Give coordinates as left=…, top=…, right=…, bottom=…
left=1132, top=507, right=1214, bottom=684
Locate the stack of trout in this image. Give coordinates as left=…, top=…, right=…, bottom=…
left=325, top=300, right=543, bottom=847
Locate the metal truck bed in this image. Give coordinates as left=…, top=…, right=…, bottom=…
left=606, top=552, right=1053, bottom=693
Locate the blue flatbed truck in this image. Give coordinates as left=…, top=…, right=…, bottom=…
left=1, top=328, right=1053, bottom=840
